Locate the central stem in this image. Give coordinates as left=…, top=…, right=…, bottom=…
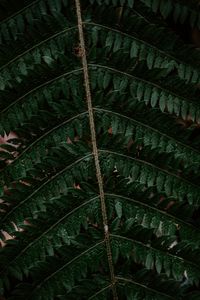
left=74, top=0, right=118, bottom=299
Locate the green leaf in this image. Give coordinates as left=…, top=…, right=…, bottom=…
left=167, top=95, right=173, bottom=114
left=105, top=31, right=114, bottom=50
left=130, top=41, right=139, bottom=58
left=128, top=0, right=134, bottom=8
left=145, top=251, right=154, bottom=269
left=136, top=82, right=144, bottom=101
left=155, top=255, right=162, bottom=274
left=160, top=0, right=172, bottom=19
left=147, top=49, right=155, bottom=69
left=152, top=0, right=160, bottom=13
left=151, top=88, right=159, bottom=107
left=115, top=201, right=122, bottom=218
left=16, top=15, right=25, bottom=32
left=159, top=92, right=166, bottom=112
left=181, top=101, right=188, bottom=120
left=43, top=55, right=54, bottom=65
left=113, top=34, right=122, bottom=52
left=103, top=72, right=111, bottom=89
left=18, top=60, right=27, bottom=76
left=0, top=76, right=5, bottom=90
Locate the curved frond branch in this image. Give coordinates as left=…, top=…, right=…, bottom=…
left=89, top=64, right=200, bottom=122
left=0, top=26, right=77, bottom=72
left=0, top=153, right=92, bottom=228
left=1, top=111, right=88, bottom=179
left=90, top=0, right=200, bottom=30
left=0, top=68, right=83, bottom=116
left=88, top=284, right=112, bottom=299
left=0, top=0, right=41, bottom=25
left=140, top=0, right=200, bottom=28
left=99, top=150, right=200, bottom=205
left=75, top=0, right=118, bottom=298
left=0, top=0, right=70, bottom=44
left=30, top=240, right=105, bottom=298
left=116, top=276, right=176, bottom=300
left=95, top=108, right=200, bottom=165
left=105, top=193, right=200, bottom=244
left=0, top=196, right=100, bottom=277
left=85, top=22, right=199, bottom=82
left=100, top=150, right=200, bottom=190
left=90, top=64, right=197, bottom=107
left=111, top=234, right=200, bottom=275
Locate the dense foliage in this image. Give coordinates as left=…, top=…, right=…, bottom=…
left=1, top=0, right=200, bottom=299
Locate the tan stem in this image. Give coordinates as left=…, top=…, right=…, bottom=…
left=74, top=0, right=118, bottom=299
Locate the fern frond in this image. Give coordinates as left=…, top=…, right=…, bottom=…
left=0, top=0, right=69, bottom=43
left=116, top=277, right=176, bottom=300
left=87, top=1, right=200, bottom=84
left=1, top=112, right=88, bottom=181
left=95, top=109, right=200, bottom=172
left=86, top=22, right=200, bottom=84
left=140, top=0, right=200, bottom=28
left=89, top=0, right=200, bottom=30
left=88, top=285, right=112, bottom=300
left=27, top=241, right=105, bottom=300
left=111, top=235, right=200, bottom=283
left=0, top=69, right=85, bottom=135
left=90, top=65, right=200, bottom=122
left=1, top=0, right=200, bottom=299
left=100, top=150, right=200, bottom=205
left=0, top=27, right=78, bottom=92
left=0, top=194, right=100, bottom=288
left=105, top=193, right=200, bottom=247
left=0, top=152, right=93, bottom=231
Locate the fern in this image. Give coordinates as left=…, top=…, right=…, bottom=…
left=1, top=0, right=200, bottom=299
